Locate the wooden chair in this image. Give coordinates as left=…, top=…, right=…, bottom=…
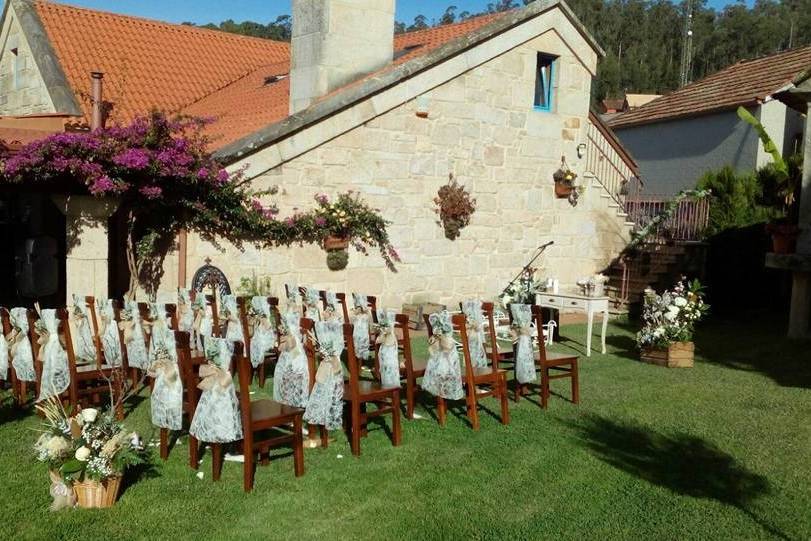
left=342, top=322, right=401, bottom=456
left=319, top=290, right=349, bottom=321
left=57, top=308, right=124, bottom=419
left=482, top=302, right=512, bottom=366
left=109, top=300, right=134, bottom=387
left=423, top=313, right=510, bottom=430
left=299, top=317, right=329, bottom=448
left=205, top=294, right=220, bottom=337
left=529, top=305, right=579, bottom=408
left=393, top=314, right=425, bottom=420
left=27, top=309, right=44, bottom=399
left=172, top=331, right=207, bottom=465
left=236, top=296, right=278, bottom=387
left=221, top=342, right=305, bottom=492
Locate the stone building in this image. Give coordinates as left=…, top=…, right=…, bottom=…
left=0, top=0, right=638, bottom=307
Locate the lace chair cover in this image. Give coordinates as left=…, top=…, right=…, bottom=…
left=189, top=338, right=243, bottom=443
left=119, top=301, right=149, bottom=369
left=190, top=295, right=212, bottom=351
left=177, top=288, right=194, bottom=333
left=510, top=304, right=536, bottom=384
left=71, top=294, right=97, bottom=364
left=0, top=330, right=7, bottom=380
left=351, top=293, right=371, bottom=361
left=8, top=307, right=35, bottom=382
left=303, top=287, right=322, bottom=322
left=272, top=311, right=310, bottom=407
left=35, top=309, right=70, bottom=401
left=322, top=291, right=343, bottom=322
left=221, top=295, right=244, bottom=343
left=248, top=296, right=277, bottom=368
left=376, top=309, right=400, bottom=389
left=421, top=311, right=464, bottom=400
left=285, top=283, right=302, bottom=314
left=462, top=299, right=488, bottom=368
left=149, top=303, right=183, bottom=430
left=98, top=300, right=122, bottom=367
left=304, top=320, right=345, bottom=430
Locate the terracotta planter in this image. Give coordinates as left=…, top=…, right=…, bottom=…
left=640, top=341, right=694, bottom=368
left=554, top=181, right=574, bottom=199
left=323, top=236, right=349, bottom=251
left=73, top=476, right=122, bottom=508
left=770, top=230, right=798, bottom=254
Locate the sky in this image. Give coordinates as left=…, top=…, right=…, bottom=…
left=1, top=0, right=753, bottom=27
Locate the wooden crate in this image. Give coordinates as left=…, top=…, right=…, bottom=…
left=401, top=302, right=446, bottom=330
left=640, top=341, right=694, bottom=368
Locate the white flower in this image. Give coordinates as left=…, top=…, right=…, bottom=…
left=674, top=297, right=688, bottom=307
left=75, top=446, right=91, bottom=462
left=80, top=408, right=98, bottom=423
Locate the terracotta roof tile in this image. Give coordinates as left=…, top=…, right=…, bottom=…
left=610, top=46, right=811, bottom=129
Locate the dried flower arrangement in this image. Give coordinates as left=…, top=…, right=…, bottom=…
left=433, top=173, right=477, bottom=240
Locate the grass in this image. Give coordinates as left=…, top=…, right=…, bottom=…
left=3, top=312, right=811, bottom=540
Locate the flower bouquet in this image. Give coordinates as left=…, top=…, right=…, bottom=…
left=433, top=173, right=477, bottom=240
left=34, top=397, right=148, bottom=509
left=636, top=278, right=709, bottom=368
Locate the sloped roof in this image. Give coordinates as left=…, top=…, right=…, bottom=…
left=610, top=46, right=811, bottom=129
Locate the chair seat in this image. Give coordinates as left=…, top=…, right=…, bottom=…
left=345, top=380, right=398, bottom=400
left=462, top=366, right=506, bottom=382
left=401, top=358, right=427, bottom=375
left=534, top=351, right=578, bottom=365
left=250, top=399, right=304, bottom=423
left=76, top=363, right=116, bottom=374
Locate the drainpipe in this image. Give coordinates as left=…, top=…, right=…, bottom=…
left=90, top=72, right=104, bottom=130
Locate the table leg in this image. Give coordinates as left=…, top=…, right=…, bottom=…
left=586, top=309, right=593, bottom=357
left=601, top=309, right=609, bottom=354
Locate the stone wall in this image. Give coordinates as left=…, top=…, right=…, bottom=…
left=176, top=23, right=631, bottom=308
left=0, top=9, right=55, bottom=116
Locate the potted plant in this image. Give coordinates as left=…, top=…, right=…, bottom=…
left=433, top=173, right=477, bottom=240
left=34, top=397, right=148, bottom=509
left=552, top=158, right=584, bottom=206
left=636, top=278, right=708, bottom=368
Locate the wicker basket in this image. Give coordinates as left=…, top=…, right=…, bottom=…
left=73, top=476, right=123, bottom=508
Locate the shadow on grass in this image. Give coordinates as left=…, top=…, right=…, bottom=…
left=693, top=314, right=811, bottom=389
left=570, top=414, right=789, bottom=540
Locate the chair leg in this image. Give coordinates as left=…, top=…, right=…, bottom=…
left=243, top=444, right=254, bottom=492
left=391, top=390, right=401, bottom=447
left=467, top=389, right=480, bottom=431
left=541, top=366, right=550, bottom=409
left=320, top=426, right=329, bottom=448
left=405, top=376, right=416, bottom=420
left=189, top=435, right=199, bottom=469
left=499, top=374, right=510, bottom=425
left=293, top=415, right=305, bottom=477
left=571, top=361, right=580, bottom=405
left=437, top=396, right=446, bottom=427
left=258, top=364, right=266, bottom=388
left=350, top=400, right=361, bottom=457
left=160, top=428, right=169, bottom=460
left=212, top=443, right=223, bottom=481
left=113, top=374, right=124, bottom=421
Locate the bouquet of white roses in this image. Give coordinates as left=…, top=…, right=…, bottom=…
left=636, top=278, right=708, bottom=349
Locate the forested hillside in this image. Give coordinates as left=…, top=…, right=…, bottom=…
left=186, top=0, right=811, bottom=101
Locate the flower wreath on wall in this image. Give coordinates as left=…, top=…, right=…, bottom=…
left=433, top=173, right=477, bottom=240
left=0, top=111, right=401, bottom=297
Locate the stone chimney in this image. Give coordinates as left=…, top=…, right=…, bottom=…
left=290, top=0, right=395, bottom=114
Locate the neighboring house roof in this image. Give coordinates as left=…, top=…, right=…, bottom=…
left=600, top=98, right=624, bottom=112
left=623, top=93, right=660, bottom=109
left=610, top=45, right=811, bottom=129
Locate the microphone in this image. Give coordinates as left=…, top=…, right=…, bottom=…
left=538, top=240, right=555, bottom=249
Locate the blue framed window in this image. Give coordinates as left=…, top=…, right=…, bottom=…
left=534, top=53, right=556, bottom=112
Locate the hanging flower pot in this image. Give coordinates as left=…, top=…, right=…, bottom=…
left=324, top=235, right=349, bottom=251
left=326, top=248, right=349, bottom=271
left=554, top=181, right=574, bottom=198
left=433, top=173, right=476, bottom=241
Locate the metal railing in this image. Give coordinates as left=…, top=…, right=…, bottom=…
left=625, top=196, right=711, bottom=243
left=585, top=111, right=641, bottom=213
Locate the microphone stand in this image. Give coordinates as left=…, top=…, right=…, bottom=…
left=501, top=242, right=553, bottom=298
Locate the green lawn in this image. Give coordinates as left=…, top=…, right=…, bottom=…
left=3, top=313, right=810, bottom=540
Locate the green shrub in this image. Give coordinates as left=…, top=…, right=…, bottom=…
left=697, top=166, right=780, bottom=235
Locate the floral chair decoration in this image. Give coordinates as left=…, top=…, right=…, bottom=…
left=422, top=311, right=464, bottom=400
left=98, top=300, right=122, bottom=367
left=247, top=296, right=277, bottom=368
left=148, top=303, right=183, bottom=431
left=351, top=293, right=371, bottom=361
left=510, top=304, right=536, bottom=385
left=8, top=307, right=35, bottom=382
left=284, top=283, right=302, bottom=314
left=273, top=311, right=310, bottom=408
left=72, top=294, right=97, bottom=364
left=0, top=318, right=7, bottom=380
left=177, top=288, right=194, bottom=333
left=189, top=337, right=243, bottom=444
left=303, top=287, right=322, bottom=322
left=220, top=295, right=244, bottom=343
left=33, top=308, right=70, bottom=402
left=323, top=291, right=343, bottom=322
left=303, top=320, right=345, bottom=431
left=190, top=294, right=213, bottom=350
left=119, top=301, right=149, bottom=370
left=375, top=309, right=400, bottom=389
left=461, top=299, right=488, bottom=368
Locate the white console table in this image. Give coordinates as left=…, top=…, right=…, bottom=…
left=536, top=292, right=609, bottom=357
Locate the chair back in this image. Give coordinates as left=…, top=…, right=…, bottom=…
left=26, top=308, right=43, bottom=393
left=234, top=342, right=254, bottom=430
left=320, top=290, right=349, bottom=321
left=342, top=322, right=360, bottom=399
left=395, top=314, right=416, bottom=377
left=367, top=296, right=379, bottom=323
left=205, top=294, right=220, bottom=336
left=481, top=302, right=501, bottom=369
left=175, top=330, right=206, bottom=413
left=0, top=308, right=11, bottom=381
left=56, top=308, right=80, bottom=387
left=85, top=296, right=105, bottom=367
left=530, top=305, right=548, bottom=364
left=300, top=317, right=317, bottom=392
left=452, top=312, right=478, bottom=382
left=110, top=300, right=131, bottom=372
left=236, top=297, right=252, bottom=352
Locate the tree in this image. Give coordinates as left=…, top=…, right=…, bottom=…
left=407, top=14, right=429, bottom=31
left=440, top=6, right=458, bottom=25
left=0, top=112, right=400, bottom=299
